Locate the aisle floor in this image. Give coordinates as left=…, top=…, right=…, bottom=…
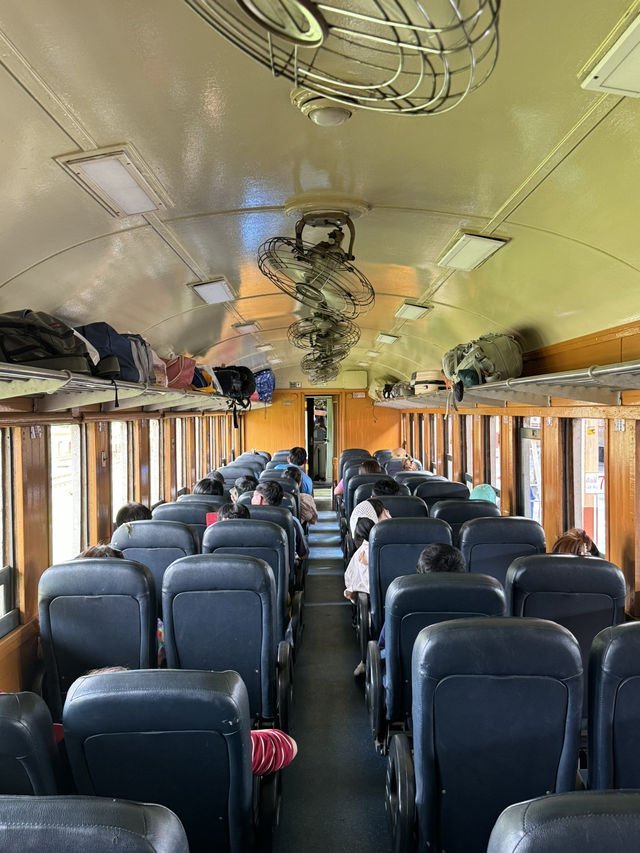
left=274, top=492, right=390, bottom=853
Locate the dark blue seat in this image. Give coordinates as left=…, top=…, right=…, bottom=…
left=506, top=553, right=626, bottom=724
left=238, top=489, right=297, bottom=518
left=488, top=790, right=640, bottom=853
left=162, top=553, right=292, bottom=730
left=414, top=479, right=469, bottom=510
left=151, top=501, right=219, bottom=549
left=63, top=669, right=254, bottom=853
left=0, top=693, right=58, bottom=794
left=353, top=480, right=410, bottom=511
left=375, top=494, right=429, bottom=520
left=0, top=795, right=189, bottom=853
left=38, top=558, right=156, bottom=720
left=177, top=494, right=226, bottom=508
left=588, top=622, right=640, bottom=790
left=111, top=519, right=199, bottom=615
left=373, top=449, right=392, bottom=465
left=235, top=454, right=266, bottom=472
left=384, top=459, right=404, bottom=476
left=346, top=474, right=397, bottom=518
left=255, top=473, right=301, bottom=517
left=215, top=464, right=258, bottom=484
left=202, top=518, right=289, bottom=642
left=272, top=450, right=291, bottom=464
left=339, top=449, right=370, bottom=480
left=366, top=573, right=505, bottom=751
left=393, top=471, right=438, bottom=487
left=459, top=516, right=546, bottom=586
left=386, top=617, right=583, bottom=853
left=368, top=517, right=452, bottom=639
left=430, top=498, right=501, bottom=545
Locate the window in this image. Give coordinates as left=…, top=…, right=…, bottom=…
left=408, top=414, right=415, bottom=459
left=418, top=414, right=425, bottom=468
left=463, top=415, right=474, bottom=489
left=445, top=415, right=453, bottom=479
left=569, top=418, right=606, bottom=553
left=175, top=419, right=185, bottom=492
left=518, top=416, right=542, bottom=523
left=486, top=416, right=501, bottom=508
left=149, top=419, right=162, bottom=505
left=111, top=421, right=130, bottom=524
left=50, top=424, right=84, bottom=563
left=429, top=414, right=438, bottom=473
left=0, top=430, right=17, bottom=639
left=195, top=417, right=202, bottom=480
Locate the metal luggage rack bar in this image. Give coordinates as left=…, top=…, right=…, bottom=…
left=374, top=358, right=640, bottom=409
left=0, top=362, right=267, bottom=413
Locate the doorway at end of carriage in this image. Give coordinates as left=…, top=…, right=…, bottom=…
left=305, top=396, right=333, bottom=484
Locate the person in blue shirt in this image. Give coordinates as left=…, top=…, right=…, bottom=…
left=274, top=447, right=313, bottom=495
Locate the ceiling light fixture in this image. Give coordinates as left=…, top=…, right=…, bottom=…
left=394, top=302, right=432, bottom=321
left=367, top=350, right=378, bottom=358
left=233, top=322, right=260, bottom=334
left=55, top=144, right=171, bottom=217
left=377, top=333, right=399, bottom=345
left=581, top=14, right=640, bottom=96
left=268, top=357, right=283, bottom=364
left=437, top=232, right=508, bottom=271
left=256, top=344, right=273, bottom=352
left=189, top=278, right=235, bottom=304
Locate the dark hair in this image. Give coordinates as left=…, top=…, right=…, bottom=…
left=551, top=528, right=598, bottom=556
left=289, top=446, right=307, bottom=466
left=77, top=544, right=124, bottom=559
left=115, top=502, right=152, bottom=527
left=193, top=477, right=224, bottom=496
left=371, top=478, right=400, bottom=497
left=210, top=471, right=225, bottom=484
left=234, top=475, right=258, bottom=495
left=284, top=466, right=302, bottom=488
left=255, top=480, right=283, bottom=506
left=359, top=459, right=382, bottom=475
left=219, top=502, right=250, bottom=520
left=367, top=497, right=385, bottom=518
left=354, top=517, right=375, bottom=549
left=417, top=543, right=466, bottom=574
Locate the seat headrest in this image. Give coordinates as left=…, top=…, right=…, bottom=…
left=163, top=553, right=275, bottom=596
left=39, top=559, right=153, bottom=599
left=370, top=516, right=450, bottom=546
left=376, top=495, right=429, bottom=518
left=460, top=516, right=546, bottom=547
left=386, top=573, right=505, bottom=616
left=112, top=519, right=199, bottom=552
left=591, top=621, right=640, bottom=680
left=201, top=518, right=287, bottom=553
left=507, top=554, right=626, bottom=597
left=430, top=499, right=500, bottom=523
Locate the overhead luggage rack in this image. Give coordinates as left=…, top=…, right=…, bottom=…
left=0, top=361, right=267, bottom=413
left=375, top=358, right=640, bottom=409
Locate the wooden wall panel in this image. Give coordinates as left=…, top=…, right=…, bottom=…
left=134, top=420, right=150, bottom=506
left=164, top=419, right=177, bottom=502
left=341, top=393, right=401, bottom=455
left=243, top=391, right=305, bottom=454
left=608, top=419, right=636, bottom=613
left=86, top=421, right=111, bottom=546
left=472, top=413, right=485, bottom=485
left=500, top=416, right=517, bottom=516
left=541, top=416, right=563, bottom=548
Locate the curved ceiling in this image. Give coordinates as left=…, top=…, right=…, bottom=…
left=0, top=0, right=638, bottom=385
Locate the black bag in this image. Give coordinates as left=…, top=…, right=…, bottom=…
left=213, top=367, right=243, bottom=398
left=0, top=309, right=93, bottom=374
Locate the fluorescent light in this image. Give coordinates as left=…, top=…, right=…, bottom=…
left=367, top=350, right=378, bottom=357
left=377, top=333, right=398, bottom=345
left=190, top=278, right=235, bottom=304
left=268, top=357, right=283, bottom=364
left=394, top=302, right=431, bottom=321
left=55, top=144, right=171, bottom=217
left=437, top=232, right=508, bottom=271
left=358, top=361, right=369, bottom=367
left=233, top=322, right=260, bottom=334
left=582, top=15, right=640, bottom=96
left=256, top=344, right=273, bottom=352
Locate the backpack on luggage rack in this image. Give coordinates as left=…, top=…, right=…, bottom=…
left=0, top=309, right=95, bottom=375
left=442, top=333, right=523, bottom=403
left=253, top=369, right=275, bottom=403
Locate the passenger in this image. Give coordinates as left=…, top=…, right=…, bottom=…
left=273, top=446, right=313, bottom=495
left=551, top=528, right=600, bottom=556
left=469, top=483, right=498, bottom=503
left=114, top=502, right=152, bottom=527
left=333, top=458, right=381, bottom=497
left=284, top=466, right=318, bottom=524
left=218, top=502, right=250, bottom=521
left=371, top=478, right=400, bottom=497
left=252, top=481, right=309, bottom=560
left=401, top=456, right=419, bottom=471
left=230, top=475, right=258, bottom=503
left=344, top=517, right=376, bottom=604
left=76, top=544, right=123, bottom=559
left=349, top=496, right=391, bottom=537
left=210, top=471, right=225, bottom=485
left=193, top=477, right=224, bottom=496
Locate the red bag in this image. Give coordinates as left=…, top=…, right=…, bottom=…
left=162, top=355, right=196, bottom=389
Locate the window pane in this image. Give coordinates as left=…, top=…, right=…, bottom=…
left=519, top=417, right=542, bottom=523
left=418, top=414, right=425, bottom=467
left=149, top=419, right=161, bottom=504
left=464, top=416, right=474, bottom=487
left=571, top=419, right=606, bottom=553
left=431, top=415, right=438, bottom=473
left=195, top=418, right=202, bottom=480
left=445, top=415, right=453, bottom=479
left=0, top=429, right=14, bottom=569
left=488, top=416, right=501, bottom=509
left=50, top=424, right=83, bottom=563
left=110, top=422, right=129, bottom=524
left=175, top=419, right=184, bottom=490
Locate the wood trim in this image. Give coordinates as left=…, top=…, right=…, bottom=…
left=500, top=416, right=517, bottom=516
left=0, top=618, right=39, bottom=692
left=164, top=418, right=177, bottom=502
left=86, top=421, right=112, bottom=544
left=608, top=419, right=635, bottom=613
left=135, top=419, right=150, bottom=507
left=541, top=416, right=563, bottom=548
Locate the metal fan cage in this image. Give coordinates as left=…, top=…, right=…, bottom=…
left=258, top=236, right=374, bottom=318
left=184, top=0, right=501, bottom=116
left=287, top=313, right=361, bottom=350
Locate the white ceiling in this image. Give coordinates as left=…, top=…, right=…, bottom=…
left=0, top=0, right=639, bottom=385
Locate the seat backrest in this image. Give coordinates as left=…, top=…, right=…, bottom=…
left=213, top=464, right=257, bottom=484
left=38, top=559, right=156, bottom=720
left=506, top=553, right=626, bottom=721
left=369, top=517, right=453, bottom=637
left=0, top=693, right=58, bottom=794
left=0, top=795, right=189, bottom=853
left=255, top=473, right=301, bottom=517
left=487, top=790, right=640, bottom=853
left=63, top=669, right=253, bottom=853
left=384, top=573, right=505, bottom=722
left=376, top=495, right=429, bottom=520
left=384, top=459, right=404, bottom=476
left=394, top=471, right=438, bottom=486
left=339, top=449, right=370, bottom=480
left=459, top=517, right=546, bottom=586
left=430, top=499, right=501, bottom=545
left=414, top=479, right=470, bottom=510
left=151, top=501, right=219, bottom=549
left=373, top=449, right=392, bottom=465
left=112, top=519, right=199, bottom=616
left=412, top=617, right=582, bottom=853
left=347, top=474, right=392, bottom=518
left=230, top=458, right=263, bottom=475
left=588, top=622, right=640, bottom=789
left=353, top=480, right=410, bottom=510
left=235, top=453, right=266, bottom=470
left=162, top=554, right=277, bottom=722
left=341, top=461, right=370, bottom=498
left=244, top=504, right=297, bottom=577
left=177, top=494, right=226, bottom=508
left=271, top=450, right=291, bottom=463
left=201, top=518, right=289, bottom=641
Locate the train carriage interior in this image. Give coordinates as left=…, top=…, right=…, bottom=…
left=3, top=0, right=640, bottom=850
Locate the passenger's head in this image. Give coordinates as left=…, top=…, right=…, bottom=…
left=469, top=483, right=497, bottom=504
left=252, top=480, right=283, bottom=506
left=115, top=502, right=152, bottom=527
left=288, top=447, right=307, bottom=467
left=85, top=665, right=128, bottom=675
left=551, top=528, right=599, bottom=556
left=210, top=471, right=225, bottom=484
left=193, top=477, right=224, bottom=496
left=390, top=447, right=409, bottom=460
left=358, top=459, right=382, bottom=475
left=283, top=467, right=302, bottom=488
left=368, top=497, right=390, bottom=522
left=218, top=502, right=250, bottom=521
left=76, top=544, right=124, bottom=559
left=401, top=457, right=418, bottom=471
left=417, top=543, right=466, bottom=574
left=354, top=517, right=375, bottom=549
left=371, top=478, right=400, bottom=497
left=231, top=475, right=258, bottom=502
